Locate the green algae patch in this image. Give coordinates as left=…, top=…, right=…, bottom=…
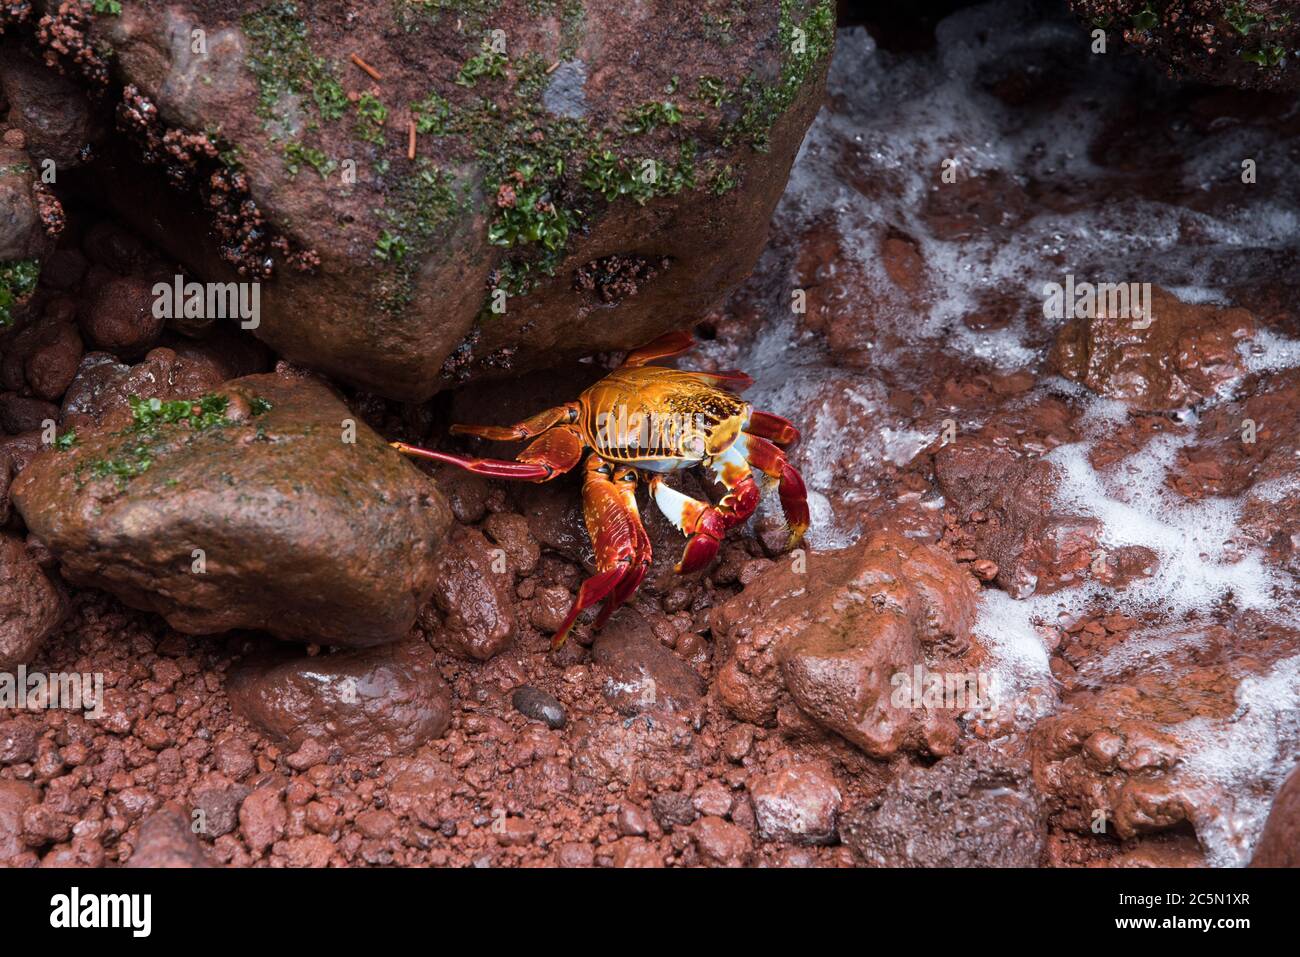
left=75, top=393, right=274, bottom=489
left=0, top=259, right=40, bottom=328
left=725, top=0, right=836, bottom=152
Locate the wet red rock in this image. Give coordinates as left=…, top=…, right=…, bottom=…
left=843, top=741, right=1045, bottom=867
left=591, top=609, right=705, bottom=726
left=4, top=1, right=1300, bottom=873
left=426, top=526, right=517, bottom=661
left=1032, top=615, right=1300, bottom=862
left=77, top=268, right=166, bottom=358
left=748, top=760, right=842, bottom=845
left=125, top=802, right=212, bottom=867
left=14, top=373, right=452, bottom=645
left=0, top=531, right=63, bottom=670
left=227, top=640, right=453, bottom=760
left=1252, top=765, right=1300, bottom=867
left=1050, top=287, right=1255, bottom=412
left=936, top=433, right=1099, bottom=598
left=711, top=531, right=980, bottom=758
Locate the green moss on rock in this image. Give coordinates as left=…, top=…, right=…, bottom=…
left=726, top=0, right=836, bottom=152
left=0, top=259, right=40, bottom=327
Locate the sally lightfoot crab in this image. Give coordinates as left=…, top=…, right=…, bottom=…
left=392, top=331, right=810, bottom=648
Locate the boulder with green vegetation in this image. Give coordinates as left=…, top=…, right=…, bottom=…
left=12, top=372, right=452, bottom=646
left=0, top=142, right=45, bottom=329
left=68, top=0, right=834, bottom=398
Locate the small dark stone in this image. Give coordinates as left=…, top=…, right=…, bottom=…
left=651, top=791, right=697, bottom=830
left=512, top=685, right=566, bottom=729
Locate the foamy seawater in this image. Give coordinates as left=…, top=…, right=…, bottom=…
left=700, top=0, right=1300, bottom=865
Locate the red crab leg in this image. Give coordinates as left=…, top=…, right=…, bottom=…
left=745, top=410, right=801, bottom=446
left=620, top=330, right=695, bottom=367
left=739, top=433, right=810, bottom=549
left=551, top=457, right=647, bottom=649
left=619, top=330, right=752, bottom=388
left=550, top=567, right=625, bottom=650
left=391, top=425, right=584, bottom=483
left=449, top=402, right=580, bottom=441
left=594, top=473, right=652, bottom=630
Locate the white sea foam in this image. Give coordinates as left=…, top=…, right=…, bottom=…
left=1178, top=657, right=1300, bottom=867
left=1241, top=328, right=1300, bottom=375
left=968, top=383, right=1297, bottom=864
left=700, top=1, right=1300, bottom=864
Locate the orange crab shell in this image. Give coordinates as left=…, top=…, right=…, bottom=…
left=577, top=366, right=751, bottom=468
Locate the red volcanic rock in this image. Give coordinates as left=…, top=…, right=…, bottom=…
left=1, top=307, right=83, bottom=402
left=227, top=639, right=452, bottom=759
left=936, top=437, right=1100, bottom=598
left=1069, top=1, right=1300, bottom=92
left=1252, top=764, right=1300, bottom=867
left=78, top=268, right=167, bottom=358
left=1050, top=287, right=1255, bottom=412
left=709, top=530, right=980, bottom=758
left=81, top=1, right=834, bottom=399
left=1033, top=616, right=1300, bottom=864
left=426, top=526, right=516, bottom=661
left=591, top=608, right=705, bottom=726
left=748, top=761, right=842, bottom=845
left=15, top=373, right=450, bottom=645
left=0, top=531, right=63, bottom=671
left=126, top=803, right=213, bottom=867
left=843, top=740, right=1045, bottom=867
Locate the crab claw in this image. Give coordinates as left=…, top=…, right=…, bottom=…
left=739, top=433, right=810, bottom=549
left=677, top=517, right=725, bottom=574
left=778, top=462, right=810, bottom=549
left=651, top=477, right=727, bottom=573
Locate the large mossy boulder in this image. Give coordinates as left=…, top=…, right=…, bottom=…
left=11, top=372, right=451, bottom=645
left=67, top=0, right=835, bottom=399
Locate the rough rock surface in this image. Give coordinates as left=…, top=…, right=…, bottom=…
left=1050, top=286, right=1255, bottom=412
left=748, top=759, right=842, bottom=844
left=1070, top=1, right=1300, bottom=91
left=426, top=525, right=516, bottom=661
left=843, top=741, right=1046, bottom=867
left=1, top=299, right=82, bottom=402
left=227, top=639, right=453, bottom=759
left=591, top=608, right=705, bottom=726
left=1032, top=615, right=1300, bottom=865
left=126, top=802, right=213, bottom=867
left=936, top=430, right=1100, bottom=599
left=0, top=779, right=37, bottom=861
left=80, top=0, right=835, bottom=399
left=0, top=531, right=63, bottom=670
left=709, top=530, right=981, bottom=758
left=1251, top=764, right=1300, bottom=867
left=0, top=39, right=103, bottom=167
left=0, top=142, right=47, bottom=265
left=60, top=335, right=267, bottom=431
left=5, top=0, right=1300, bottom=872
left=12, top=373, right=450, bottom=645
left=1176, top=368, right=1300, bottom=574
